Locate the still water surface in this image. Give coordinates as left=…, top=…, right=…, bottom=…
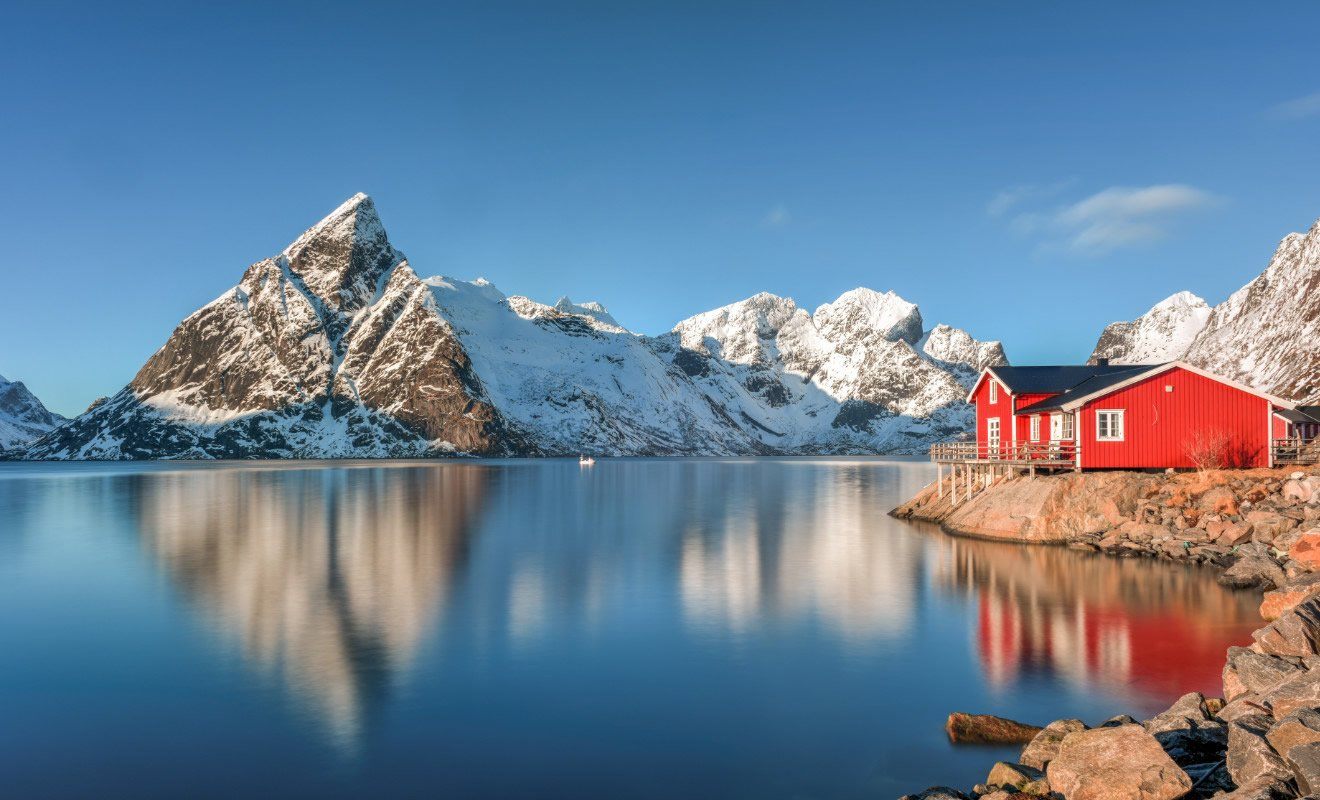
left=0, top=458, right=1259, bottom=798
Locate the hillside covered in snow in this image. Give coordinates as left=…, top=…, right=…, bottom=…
left=0, top=375, right=66, bottom=454
left=1089, top=218, right=1320, bottom=403
left=21, top=194, right=1005, bottom=460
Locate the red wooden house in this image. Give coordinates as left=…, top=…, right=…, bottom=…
left=958, top=360, right=1299, bottom=470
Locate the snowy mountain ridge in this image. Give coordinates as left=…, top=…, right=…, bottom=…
left=1089, top=218, right=1320, bottom=403
left=0, top=374, right=67, bottom=453
left=21, top=194, right=1004, bottom=459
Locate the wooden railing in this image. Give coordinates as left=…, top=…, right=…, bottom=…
left=1274, top=438, right=1320, bottom=465
left=930, top=441, right=1078, bottom=465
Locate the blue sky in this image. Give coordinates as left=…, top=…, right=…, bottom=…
left=3, top=1, right=1320, bottom=417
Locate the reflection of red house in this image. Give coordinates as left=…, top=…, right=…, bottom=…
left=976, top=592, right=1255, bottom=705
left=966, top=361, right=1297, bottom=469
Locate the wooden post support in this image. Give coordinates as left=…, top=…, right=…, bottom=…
left=937, top=463, right=944, bottom=498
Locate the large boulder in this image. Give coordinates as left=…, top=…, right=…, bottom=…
left=1045, top=724, right=1192, bottom=800
left=1282, top=476, right=1319, bottom=504
left=1261, top=573, right=1320, bottom=621
left=1224, top=647, right=1308, bottom=700
left=1261, top=671, right=1320, bottom=719
left=1226, top=713, right=1294, bottom=786
left=984, top=762, right=1048, bottom=795
left=1254, top=597, right=1320, bottom=658
left=1284, top=741, right=1320, bottom=795
left=1289, top=529, right=1320, bottom=571
left=1144, top=692, right=1227, bottom=767
left=945, top=712, right=1043, bottom=744
left=1019, top=718, right=1088, bottom=770
left=1249, top=511, right=1298, bottom=544
left=1222, top=553, right=1286, bottom=590
left=1265, top=708, right=1320, bottom=758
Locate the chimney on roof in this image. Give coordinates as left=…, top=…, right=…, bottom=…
left=1096, top=357, right=1110, bottom=366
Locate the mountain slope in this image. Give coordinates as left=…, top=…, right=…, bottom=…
left=0, top=375, right=66, bottom=453
left=27, top=194, right=514, bottom=459
left=23, top=194, right=1006, bottom=459
left=1183, top=220, right=1320, bottom=402
left=1087, top=219, right=1320, bottom=402
left=1088, top=291, right=1211, bottom=365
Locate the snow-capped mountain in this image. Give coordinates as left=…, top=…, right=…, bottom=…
left=0, top=375, right=66, bottom=454
left=23, top=194, right=1004, bottom=459
left=1088, top=291, right=1211, bottom=365
left=1087, top=219, right=1320, bottom=402
left=1184, top=220, right=1320, bottom=403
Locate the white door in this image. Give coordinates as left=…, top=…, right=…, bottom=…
left=987, top=418, right=1000, bottom=458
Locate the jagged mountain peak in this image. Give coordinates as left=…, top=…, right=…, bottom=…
left=553, top=297, right=626, bottom=331
left=814, top=287, right=923, bottom=345
left=1151, top=290, right=1209, bottom=312
left=920, top=324, right=1007, bottom=381
left=278, top=193, right=403, bottom=313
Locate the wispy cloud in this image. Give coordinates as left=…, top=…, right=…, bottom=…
left=1267, top=91, right=1320, bottom=121
left=986, top=180, right=1073, bottom=218
left=990, top=183, right=1221, bottom=256
left=761, top=203, right=791, bottom=229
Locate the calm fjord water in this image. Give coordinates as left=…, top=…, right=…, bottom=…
left=0, top=458, right=1258, bottom=798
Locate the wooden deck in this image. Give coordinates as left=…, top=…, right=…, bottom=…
left=1274, top=438, right=1320, bottom=466
left=930, top=441, right=1078, bottom=469
left=929, top=439, right=1319, bottom=468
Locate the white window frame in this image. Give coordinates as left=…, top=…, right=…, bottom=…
left=987, top=417, right=1001, bottom=452
left=1096, top=409, right=1125, bottom=442
left=1029, top=415, right=1040, bottom=442
left=989, top=381, right=998, bottom=404
left=1060, top=413, right=1074, bottom=440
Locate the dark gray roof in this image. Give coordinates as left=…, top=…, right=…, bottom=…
left=1005, top=364, right=1164, bottom=415
left=1279, top=406, right=1320, bottom=424
left=989, top=364, right=1163, bottom=397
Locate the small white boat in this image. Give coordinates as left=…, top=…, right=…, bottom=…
left=578, top=455, right=596, bottom=466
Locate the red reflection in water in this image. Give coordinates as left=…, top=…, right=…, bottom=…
left=936, top=536, right=1261, bottom=710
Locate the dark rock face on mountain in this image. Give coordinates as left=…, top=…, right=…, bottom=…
left=1090, top=219, right=1320, bottom=403
left=0, top=375, right=66, bottom=454
left=23, top=194, right=1005, bottom=460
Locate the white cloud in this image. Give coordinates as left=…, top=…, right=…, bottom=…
left=761, top=204, right=791, bottom=229
left=1268, top=91, right=1320, bottom=121
left=991, top=183, right=1220, bottom=256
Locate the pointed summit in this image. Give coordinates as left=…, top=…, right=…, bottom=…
left=282, top=193, right=402, bottom=313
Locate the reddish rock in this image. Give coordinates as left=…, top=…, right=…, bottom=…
left=945, top=712, right=1043, bottom=745
left=1045, top=724, right=1191, bottom=800
left=1253, top=597, right=1320, bottom=657
left=1200, top=486, right=1240, bottom=516
left=1288, top=528, right=1320, bottom=570
left=1259, top=573, right=1320, bottom=621
left=1019, top=718, right=1088, bottom=770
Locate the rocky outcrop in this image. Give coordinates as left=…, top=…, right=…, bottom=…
left=1046, top=725, right=1192, bottom=800
left=893, top=467, right=1320, bottom=580
left=945, top=713, right=1042, bottom=745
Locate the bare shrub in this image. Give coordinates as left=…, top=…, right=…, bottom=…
left=1185, top=428, right=1231, bottom=472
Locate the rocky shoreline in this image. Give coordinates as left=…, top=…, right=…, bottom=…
left=893, top=467, right=1320, bottom=799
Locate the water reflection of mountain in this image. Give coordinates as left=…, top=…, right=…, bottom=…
left=928, top=535, right=1261, bottom=704
left=137, top=466, right=485, bottom=744
left=454, top=460, right=931, bottom=645
left=678, top=462, right=925, bottom=641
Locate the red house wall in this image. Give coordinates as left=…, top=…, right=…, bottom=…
left=1013, top=393, right=1058, bottom=444
left=973, top=375, right=1013, bottom=458
left=1273, top=415, right=1291, bottom=439
left=1078, top=367, right=1272, bottom=469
